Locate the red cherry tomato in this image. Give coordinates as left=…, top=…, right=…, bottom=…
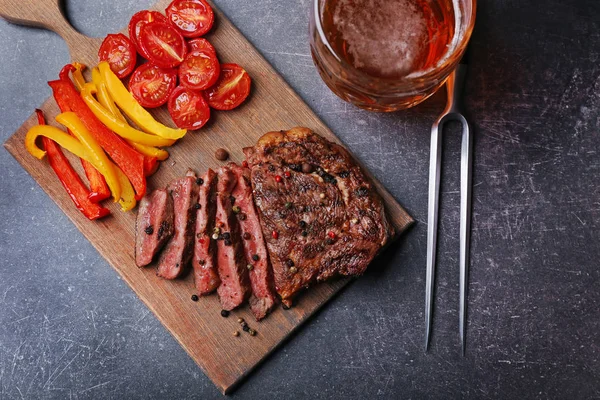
left=187, top=37, right=216, bottom=55
left=178, top=50, right=220, bottom=91
left=128, top=10, right=169, bottom=59
left=98, top=33, right=137, bottom=78
left=168, top=86, right=210, bottom=130
left=166, top=0, right=214, bottom=38
left=138, top=22, right=187, bottom=68
left=206, top=64, right=251, bottom=110
left=129, top=63, right=178, bottom=108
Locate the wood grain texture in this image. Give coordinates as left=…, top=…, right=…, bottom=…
left=2, top=0, right=413, bottom=394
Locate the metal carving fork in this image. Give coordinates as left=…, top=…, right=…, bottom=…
left=424, top=57, right=473, bottom=355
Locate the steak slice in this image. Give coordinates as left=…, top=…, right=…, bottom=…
left=135, top=189, right=174, bottom=267
left=192, top=169, right=220, bottom=295
left=244, top=127, right=395, bottom=306
left=230, top=163, right=276, bottom=320
left=215, top=166, right=250, bottom=310
left=157, top=170, right=200, bottom=279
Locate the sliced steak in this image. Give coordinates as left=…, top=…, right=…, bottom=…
left=215, top=166, right=250, bottom=310
left=135, top=189, right=174, bottom=267
left=230, top=163, right=276, bottom=320
left=157, top=170, right=200, bottom=279
left=192, top=169, right=220, bottom=295
left=244, top=127, right=395, bottom=306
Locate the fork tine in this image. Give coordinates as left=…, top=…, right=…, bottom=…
left=425, top=117, right=443, bottom=351
left=459, top=115, right=473, bottom=356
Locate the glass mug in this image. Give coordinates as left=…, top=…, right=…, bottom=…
left=309, top=0, right=476, bottom=111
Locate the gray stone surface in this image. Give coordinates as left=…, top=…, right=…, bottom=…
left=1, top=0, right=599, bottom=398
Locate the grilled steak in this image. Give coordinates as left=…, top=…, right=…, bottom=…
left=192, top=169, right=220, bottom=295
left=230, top=163, right=276, bottom=320
left=135, top=189, right=174, bottom=267
left=244, top=127, right=395, bottom=306
left=215, top=167, right=250, bottom=310
left=157, top=170, right=200, bottom=279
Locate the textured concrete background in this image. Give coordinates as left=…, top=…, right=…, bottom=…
left=1, top=0, right=599, bottom=398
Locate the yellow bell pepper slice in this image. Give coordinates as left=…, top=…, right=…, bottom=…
left=99, top=61, right=187, bottom=140
left=81, top=83, right=176, bottom=147
left=90, top=70, right=169, bottom=160
left=72, top=62, right=87, bottom=92
left=56, top=112, right=121, bottom=202
left=91, top=67, right=126, bottom=122
left=115, top=166, right=136, bottom=211
left=25, top=125, right=88, bottom=161
left=128, top=142, right=169, bottom=161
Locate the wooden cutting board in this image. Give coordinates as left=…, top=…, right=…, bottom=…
left=1, top=0, right=413, bottom=394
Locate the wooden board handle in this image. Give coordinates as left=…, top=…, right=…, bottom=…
left=0, top=0, right=98, bottom=62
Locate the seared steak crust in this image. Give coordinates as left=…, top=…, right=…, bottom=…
left=244, top=127, right=394, bottom=305
left=192, top=169, right=220, bottom=295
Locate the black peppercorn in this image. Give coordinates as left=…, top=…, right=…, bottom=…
left=242, top=324, right=250, bottom=332
left=221, top=310, right=230, bottom=317
left=224, top=239, right=232, bottom=246
left=191, top=295, right=199, bottom=302
left=238, top=213, right=247, bottom=221
left=286, top=259, right=295, bottom=267
left=268, top=165, right=275, bottom=172
left=301, top=231, right=308, bottom=237
left=252, top=254, right=259, bottom=261
left=299, top=220, right=307, bottom=228
left=223, top=232, right=231, bottom=240
left=144, top=225, right=154, bottom=235
left=325, top=238, right=334, bottom=245
left=229, top=195, right=236, bottom=205
left=196, top=178, right=204, bottom=185
left=194, top=203, right=201, bottom=209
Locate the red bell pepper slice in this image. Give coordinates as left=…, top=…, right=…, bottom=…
left=36, top=109, right=110, bottom=220
left=143, top=156, right=159, bottom=177
left=57, top=64, right=112, bottom=202
left=84, top=163, right=111, bottom=202
left=48, top=76, right=147, bottom=200
left=59, top=64, right=76, bottom=82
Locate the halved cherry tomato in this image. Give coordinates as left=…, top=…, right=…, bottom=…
left=168, top=86, right=210, bottom=130
left=128, top=10, right=169, bottom=59
left=166, top=0, right=214, bottom=38
left=178, top=50, right=220, bottom=91
left=206, top=63, right=251, bottom=110
left=187, top=37, right=216, bottom=55
left=129, top=63, right=178, bottom=108
left=98, top=33, right=137, bottom=78
left=139, top=22, right=187, bottom=68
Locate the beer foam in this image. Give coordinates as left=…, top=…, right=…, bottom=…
left=332, top=0, right=428, bottom=77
